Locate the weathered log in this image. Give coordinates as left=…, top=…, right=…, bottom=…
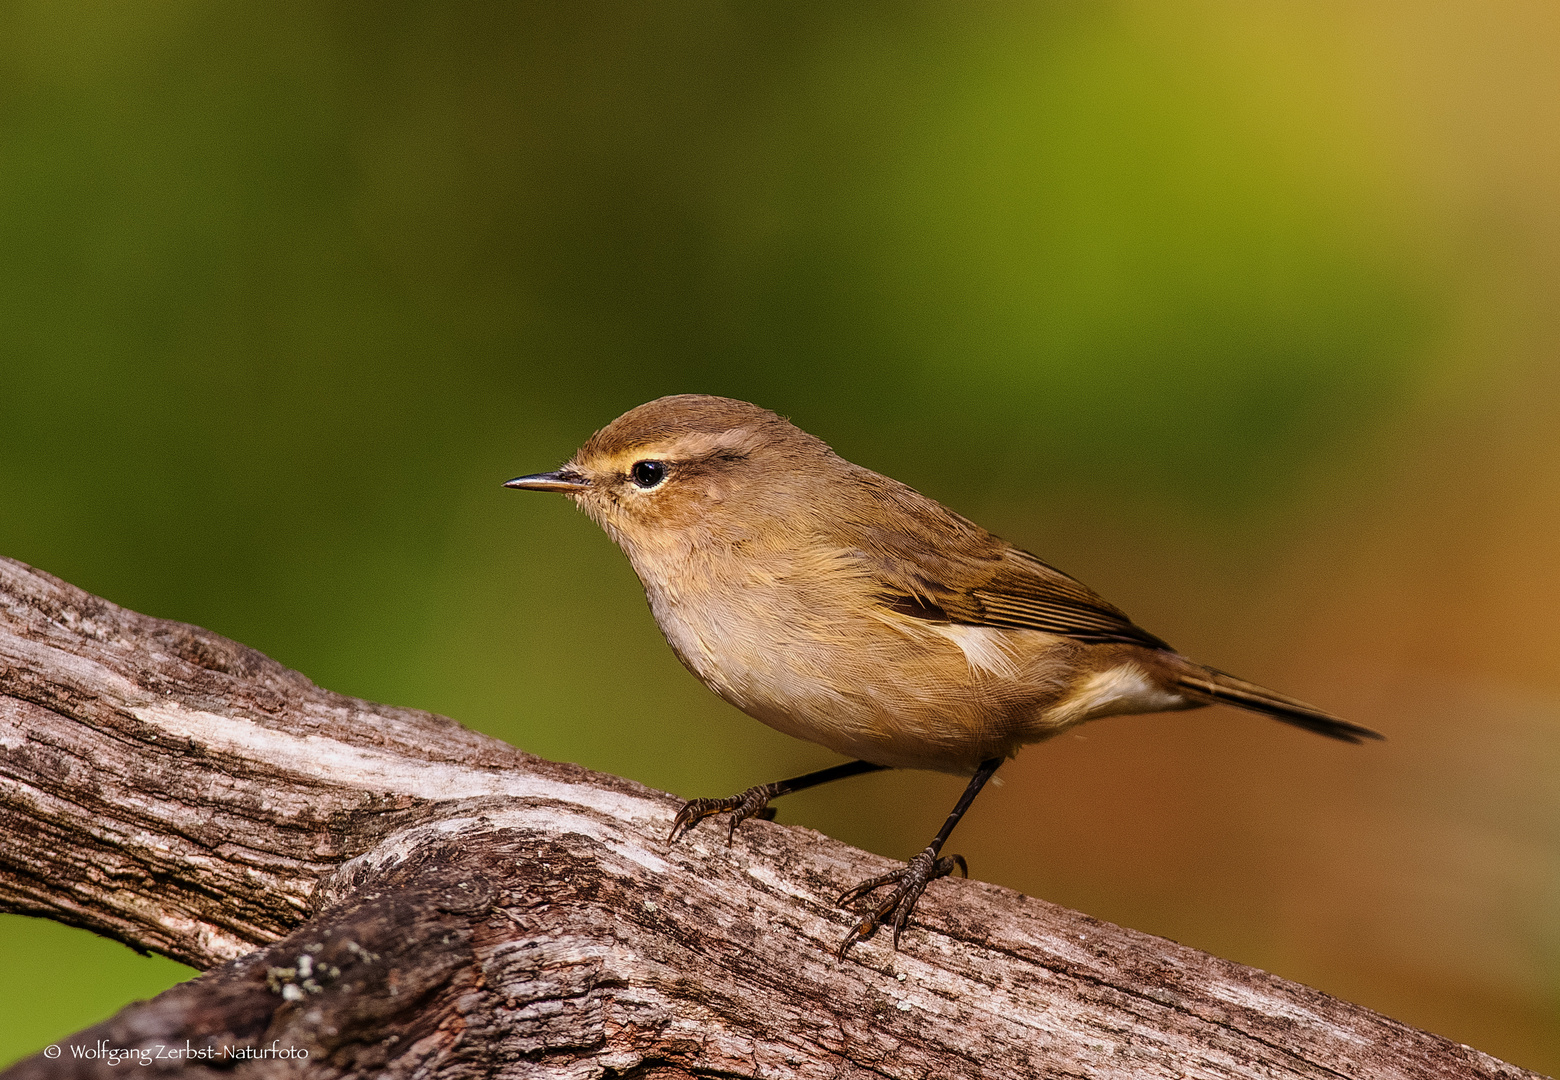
left=0, top=557, right=1540, bottom=1079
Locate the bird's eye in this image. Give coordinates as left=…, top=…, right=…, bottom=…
left=630, top=460, right=667, bottom=489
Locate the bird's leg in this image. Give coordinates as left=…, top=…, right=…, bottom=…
left=836, top=756, right=1002, bottom=958
left=668, top=760, right=889, bottom=845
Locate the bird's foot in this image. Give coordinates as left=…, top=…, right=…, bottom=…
left=835, top=847, right=967, bottom=958
left=667, top=784, right=781, bottom=845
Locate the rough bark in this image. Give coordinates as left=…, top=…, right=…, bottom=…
left=0, top=556, right=1540, bottom=1079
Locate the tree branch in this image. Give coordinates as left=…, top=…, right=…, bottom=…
left=0, top=557, right=1538, bottom=1079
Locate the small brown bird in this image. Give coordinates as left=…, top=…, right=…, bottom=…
left=505, top=395, right=1380, bottom=957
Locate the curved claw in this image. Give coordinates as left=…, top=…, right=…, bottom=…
left=835, top=848, right=967, bottom=959
left=667, top=784, right=780, bottom=845
left=667, top=797, right=727, bottom=844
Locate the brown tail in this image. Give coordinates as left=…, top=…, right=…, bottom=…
left=1171, top=666, right=1383, bottom=744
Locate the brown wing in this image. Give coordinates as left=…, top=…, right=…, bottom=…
left=879, top=547, right=1172, bottom=649
left=836, top=470, right=1171, bottom=650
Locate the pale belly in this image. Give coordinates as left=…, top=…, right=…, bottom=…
left=641, top=579, right=1187, bottom=773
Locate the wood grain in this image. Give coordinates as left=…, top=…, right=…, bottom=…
left=0, top=557, right=1540, bottom=1079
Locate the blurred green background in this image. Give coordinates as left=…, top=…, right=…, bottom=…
left=2, top=0, right=1557, bottom=1071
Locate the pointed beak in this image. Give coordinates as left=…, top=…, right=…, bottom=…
left=503, top=469, right=591, bottom=494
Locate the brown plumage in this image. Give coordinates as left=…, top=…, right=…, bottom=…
left=505, top=394, right=1381, bottom=956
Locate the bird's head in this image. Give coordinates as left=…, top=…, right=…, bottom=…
left=505, top=395, right=833, bottom=554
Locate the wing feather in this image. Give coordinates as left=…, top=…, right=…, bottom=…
left=836, top=474, right=1169, bottom=649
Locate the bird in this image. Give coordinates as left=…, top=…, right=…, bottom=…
left=504, top=394, right=1381, bottom=958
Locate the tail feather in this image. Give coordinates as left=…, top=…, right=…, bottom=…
left=1172, top=667, right=1383, bottom=744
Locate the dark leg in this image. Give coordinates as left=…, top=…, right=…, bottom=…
left=668, top=759, right=890, bottom=845
left=836, top=756, right=1003, bottom=958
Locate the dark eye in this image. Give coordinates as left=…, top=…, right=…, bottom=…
left=630, top=460, right=667, bottom=489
